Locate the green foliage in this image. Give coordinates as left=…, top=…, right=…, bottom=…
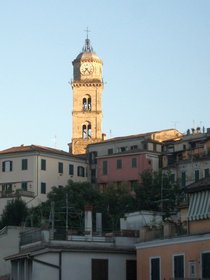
left=0, top=198, right=28, bottom=227
left=24, top=172, right=181, bottom=232
left=98, top=184, right=136, bottom=231
left=27, top=181, right=102, bottom=230
left=134, top=170, right=180, bottom=217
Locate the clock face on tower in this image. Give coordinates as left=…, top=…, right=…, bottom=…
left=80, top=62, right=94, bottom=75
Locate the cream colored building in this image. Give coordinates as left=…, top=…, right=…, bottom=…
left=70, top=36, right=105, bottom=155
left=0, top=145, right=87, bottom=216
left=162, top=127, right=210, bottom=187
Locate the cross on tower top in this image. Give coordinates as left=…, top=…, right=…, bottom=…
left=84, top=27, right=91, bottom=39
left=83, top=27, right=93, bottom=52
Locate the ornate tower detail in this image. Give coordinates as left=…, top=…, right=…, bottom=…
left=70, top=36, right=104, bottom=155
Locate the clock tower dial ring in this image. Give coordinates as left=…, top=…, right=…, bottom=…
left=80, top=62, right=94, bottom=75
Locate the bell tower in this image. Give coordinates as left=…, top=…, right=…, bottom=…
left=70, top=35, right=104, bottom=155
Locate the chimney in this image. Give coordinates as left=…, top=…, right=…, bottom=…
left=102, top=133, right=106, bottom=141
left=84, top=205, right=93, bottom=236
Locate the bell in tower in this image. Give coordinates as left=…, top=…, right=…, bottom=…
left=70, top=34, right=105, bottom=155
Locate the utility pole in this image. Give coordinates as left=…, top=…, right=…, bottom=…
left=66, top=193, right=69, bottom=239
left=51, top=201, right=55, bottom=240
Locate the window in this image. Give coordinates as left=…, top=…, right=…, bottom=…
left=77, top=166, right=85, bottom=177
left=116, top=159, right=122, bottom=169
left=88, top=97, right=91, bottom=111
left=83, top=97, right=87, bottom=111
left=150, top=257, right=160, bottom=280
left=58, top=162, right=63, bottom=174
left=41, top=159, right=46, bottom=170
left=173, top=255, right=184, bottom=278
left=2, top=184, right=12, bottom=193
left=21, top=159, right=28, bottom=170
left=195, top=170, right=199, bottom=182
left=205, top=168, right=210, bottom=178
left=126, top=260, right=136, bottom=280
left=21, top=182, right=27, bottom=191
left=108, top=148, right=113, bottom=155
left=69, top=164, right=74, bottom=175
left=2, top=160, right=13, bottom=172
left=83, top=97, right=91, bottom=111
left=120, top=147, right=126, bottom=152
left=82, top=122, right=91, bottom=139
left=131, top=158, right=137, bottom=168
left=131, top=145, right=138, bottom=150
left=102, top=160, right=108, bottom=175
left=202, top=252, right=210, bottom=278
left=181, top=171, right=186, bottom=187
left=41, top=182, right=46, bottom=194
left=92, top=259, right=108, bottom=280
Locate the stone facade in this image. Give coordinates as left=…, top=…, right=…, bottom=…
left=71, top=37, right=104, bottom=155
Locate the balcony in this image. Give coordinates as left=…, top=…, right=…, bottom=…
left=0, top=189, right=34, bottom=198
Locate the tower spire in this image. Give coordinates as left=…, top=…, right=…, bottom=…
left=83, top=27, right=93, bottom=52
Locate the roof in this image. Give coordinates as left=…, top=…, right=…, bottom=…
left=5, top=241, right=135, bottom=261
left=186, top=176, right=210, bottom=193
left=97, top=149, right=160, bottom=159
left=73, top=38, right=102, bottom=63
left=0, top=145, right=82, bottom=159
left=88, top=129, right=182, bottom=148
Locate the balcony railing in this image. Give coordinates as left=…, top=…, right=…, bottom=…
left=0, top=190, right=34, bottom=198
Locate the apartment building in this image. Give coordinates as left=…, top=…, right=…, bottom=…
left=87, top=129, right=182, bottom=187
left=136, top=176, right=210, bottom=280
left=0, top=145, right=87, bottom=216
left=162, top=127, right=210, bottom=187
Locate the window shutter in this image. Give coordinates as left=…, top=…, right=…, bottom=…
left=10, top=161, right=13, bottom=171
left=2, top=162, right=5, bottom=172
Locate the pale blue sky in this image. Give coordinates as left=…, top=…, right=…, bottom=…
left=0, top=0, right=209, bottom=151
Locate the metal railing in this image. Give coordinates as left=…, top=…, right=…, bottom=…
left=20, top=228, right=42, bottom=246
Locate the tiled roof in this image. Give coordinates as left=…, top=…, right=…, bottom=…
left=88, top=128, right=182, bottom=147
left=186, top=177, right=210, bottom=193
left=0, top=145, right=73, bottom=157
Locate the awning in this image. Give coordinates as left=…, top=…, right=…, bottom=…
left=188, top=190, right=210, bottom=221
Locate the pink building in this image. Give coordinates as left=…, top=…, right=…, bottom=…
left=97, top=151, right=159, bottom=189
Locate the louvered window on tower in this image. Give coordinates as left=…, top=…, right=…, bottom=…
left=88, top=124, right=91, bottom=138
left=82, top=123, right=91, bottom=139
left=82, top=124, right=87, bottom=139
left=83, top=98, right=87, bottom=111
left=88, top=97, right=91, bottom=111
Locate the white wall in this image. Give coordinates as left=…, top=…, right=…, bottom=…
left=0, top=150, right=88, bottom=215
left=30, top=250, right=136, bottom=280
left=0, top=227, right=20, bottom=276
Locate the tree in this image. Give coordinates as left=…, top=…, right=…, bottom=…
left=28, top=181, right=102, bottom=231
left=98, top=184, right=136, bottom=231
left=0, top=198, right=28, bottom=227
left=134, top=170, right=180, bottom=217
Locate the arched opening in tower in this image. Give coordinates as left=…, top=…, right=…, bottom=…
left=82, top=122, right=91, bottom=139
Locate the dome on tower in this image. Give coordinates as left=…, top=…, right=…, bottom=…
left=72, top=35, right=103, bottom=82
left=73, top=38, right=102, bottom=64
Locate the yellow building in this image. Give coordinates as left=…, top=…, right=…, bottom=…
left=70, top=36, right=105, bottom=155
